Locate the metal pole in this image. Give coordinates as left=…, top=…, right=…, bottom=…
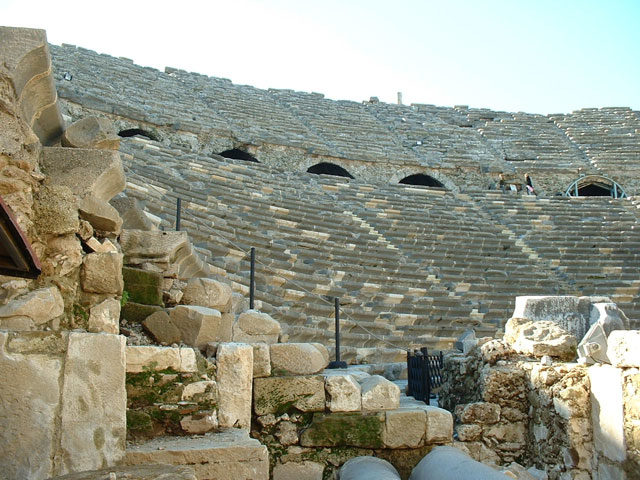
left=249, top=247, right=255, bottom=310
left=335, top=297, right=341, bottom=363
left=176, top=197, right=181, bottom=231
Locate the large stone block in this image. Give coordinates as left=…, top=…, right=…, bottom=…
left=254, top=375, right=325, bottom=415
left=81, top=252, right=124, bottom=294
left=233, top=309, right=281, bottom=344
left=384, top=408, right=426, bottom=448
left=120, top=230, right=188, bottom=266
left=41, top=147, right=125, bottom=202
left=300, top=412, right=385, bottom=448
left=325, top=374, right=362, bottom=412
left=270, top=343, right=329, bottom=375
left=0, top=285, right=64, bottom=329
left=78, top=194, right=123, bottom=234
left=123, top=267, right=163, bottom=306
left=170, top=305, right=229, bottom=349
left=124, top=430, right=268, bottom=480
left=252, top=342, right=271, bottom=378
left=216, top=343, right=253, bottom=429
left=360, top=375, right=400, bottom=411
left=425, top=406, right=454, bottom=444
left=88, top=298, right=120, bottom=334
left=608, top=330, right=640, bottom=368
left=504, top=317, right=577, bottom=360
left=33, top=185, right=79, bottom=235
left=511, top=296, right=593, bottom=340
left=62, top=116, right=120, bottom=150
left=125, top=345, right=198, bottom=373
left=273, top=461, right=324, bottom=480
left=47, top=464, right=197, bottom=480
left=182, top=277, right=232, bottom=312
left=457, top=402, right=501, bottom=425
left=142, top=310, right=181, bottom=345
left=589, top=364, right=626, bottom=463
left=59, top=333, right=126, bottom=473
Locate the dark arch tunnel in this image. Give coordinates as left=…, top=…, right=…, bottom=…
left=578, top=183, right=614, bottom=197
left=118, top=128, right=158, bottom=141
left=307, top=162, right=354, bottom=179
left=399, top=173, right=445, bottom=188
left=219, top=149, right=260, bottom=163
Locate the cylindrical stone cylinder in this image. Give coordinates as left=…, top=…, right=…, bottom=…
left=409, top=446, right=511, bottom=480
left=339, top=456, right=400, bottom=480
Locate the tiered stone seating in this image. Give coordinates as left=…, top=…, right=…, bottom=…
left=550, top=107, right=640, bottom=178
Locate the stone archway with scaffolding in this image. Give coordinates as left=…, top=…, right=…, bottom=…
left=564, top=175, right=627, bottom=198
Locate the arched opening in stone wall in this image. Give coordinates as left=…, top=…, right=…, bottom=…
left=307, top=162, right=354, bottom=179
left=564, top=175, right=626, bottom=198
left=219, top=149, right=260, bottom=163
left=118, top=128, right=158, bottom=141
left=399, top=173, right=445, bottom=188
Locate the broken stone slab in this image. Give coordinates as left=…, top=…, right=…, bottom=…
left=125, top=345, right=197, bottom=373
left=232, top=309, right=281, bottom=344
left=360, top=375, right=400, bottom=411
left=270, top=343, right=329, bottom=375
left=121, top=302, right=163, bottom=324
left=181, top=277, right=232, bottom=312
left=123, top=267, right=163, bottom=306
left=504, top=317, right=577, bottom=360
left=252, top=342, right=271, bottom=378
left=325, top=374, right=362, bottom=412
left=123, top=430, right=268, bottom=480
left=578, top=304, right=632, bottom=365
left=179, top=412, right=218, bottom=434
left=78, top=195, right=123, bottom=234
left=88, top=298, right=120, bottom=334
left=383, top=408, right=426, bottom=448
left=142, top=310, right=181, bottom=345
left=120, top=230, right=189, bottom=265
left=41, top=147, right=125, bottom=202
left=273, top=461, right=324, bottom=480
left=607, top=330, right=640, bottom=368
left=110, top=195, right=156, bottom=231
left=84, top=237, right=117, bottom=253
left=253, top=375, right=325, bottom=415
left=339, top=457, right=400, bottom=480
left=0, top=285, right=64, bottom=329
left=169, top=305, right=232, bottom=349
left=81, top=252, right=124, bottom=294
left=300, top=412, right=385, bottom=448
left=62, top=116, right=120, bottom=150
left=48, top=464, right=197, bottom=480
left=216, top=343, right=253, bottom=429
left=410, top=445, right=512, bottom=480
left=181, top=380, right=217, bottom=402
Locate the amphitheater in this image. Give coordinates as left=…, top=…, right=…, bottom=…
left=1, top=26, right=639, bottom=480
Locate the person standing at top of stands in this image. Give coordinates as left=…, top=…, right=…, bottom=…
left=525, top=173, right=536, bottom=195
left=499, top=173, right=506, bottom=193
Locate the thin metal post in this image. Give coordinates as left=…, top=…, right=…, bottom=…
left=176, top=197, right=181, bottom=231
left=335, top=297, right=341, bottom=363
left=249, top=247, right=255, bottom=310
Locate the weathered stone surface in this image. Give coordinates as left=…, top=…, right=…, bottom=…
left=233, top=309, right=281, bottom=344
left=78, top=194, right=123, bottom=234
left=270, top=343, right=329, bottom=375
left=49, top=464, right=197, bottom=480
left=510, top=296, right=592, bottom=340
left=59, top=333, right=126, bottom=473
left=0, top=286, right=64, bottom=328
left=88, top=298, right=120, bottom=334
left=62, top=116, right=120, bottom=150
left=481, top=340, right=515, bottom=364
left=252, top=342, right=271, bottom=378
left=275, top=420, right=299, bottom=446
left=81, top=252, right=124, bottom=294
left=142, top=310, right=181, bottom=345
left=110, top=195, right=156, bottom=231
left=360, top=375, right=400, bottom=411
left=254, top=375, right=325, bottom=415
left=123, top=267, right=163, bottom=306
left=120, top=230, right=189, bottom=265
left=505, top=317, right=577, bottom=360
left=425, top=406, right=454, bottom=444
left=34, top=184, right=80, bottom=235
left=216, top=343, right=253, bottom=429
left=124, top=430, right=268, bottom=480
left=589, top=364, right=626, bottom=463
left=125, top=345, right=198, bottom=373
left=41, top=147, right=125, bottom=202
left=273, top=461, right=324, bottom=480
left=607, top=330, right=640, bottom=368
left=339, top=457, right=400, bottom=480
left=457, top=402, right=501, bottom=425
left=121, top=302, right=163, bottom=323
left=180, top=412, right=218, bottom=434
left=481, top=366, right=528, bottom=409
left=300, top=412, right=385, bottom=448
left=457, top=424, right=483, bottom=441
left=384, top=408, right=426, bottom=448
left=45, top=233, right=83, bottom=276
left=182, top=380, right=217, bottom=401
left=182, top=277, right=232, bottom=312
left=325, top=374, right=362, bottom=412
left=170, top=305, right=228, bottom=349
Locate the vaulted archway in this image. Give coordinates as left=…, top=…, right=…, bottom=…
left=307, top=162, right=354, bottom=179
left=399, top=173, right=445, bottom=189
left=564, top=175, right=626, bottom=198
left=219, top=149, right=259, bottom=163
left=118, top=128, right=158, bottom=141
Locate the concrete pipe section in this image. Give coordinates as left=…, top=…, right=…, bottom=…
left=410, top=446, right=512, bottom=480
left=339, top=456, right=401, bottom=480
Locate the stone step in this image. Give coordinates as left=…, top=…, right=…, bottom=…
left=123, top=430, right=269, bottom=480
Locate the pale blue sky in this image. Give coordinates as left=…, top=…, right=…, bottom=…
left=2, top=0, right=639, bottom=114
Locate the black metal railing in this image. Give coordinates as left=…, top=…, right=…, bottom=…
left=407, top=347, right=444, bottom=403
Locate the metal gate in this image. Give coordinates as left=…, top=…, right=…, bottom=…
left=407, top=347, right=444, bottom=403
